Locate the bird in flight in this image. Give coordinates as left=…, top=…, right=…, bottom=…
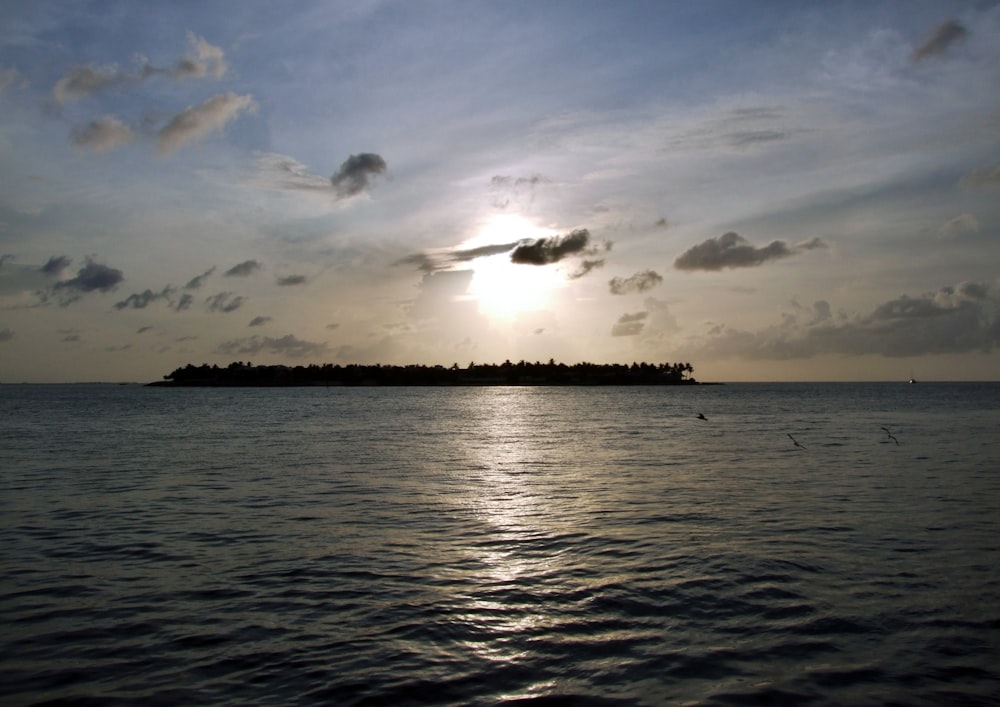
left=788, top=433, right=806, bottom=449
left=696, top=413, right=707, bottom=421
left=881, top=426, right=899, bottom=445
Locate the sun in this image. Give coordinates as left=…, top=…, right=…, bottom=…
left=460, top=215, right=566, bottom=321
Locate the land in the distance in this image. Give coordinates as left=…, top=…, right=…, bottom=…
left=150, top=360, right=704, bottom=386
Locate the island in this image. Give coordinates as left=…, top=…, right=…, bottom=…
left=150, top=360, right=702, bottom=386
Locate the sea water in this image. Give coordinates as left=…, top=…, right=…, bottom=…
left=2, top=382, right=999, bottom=705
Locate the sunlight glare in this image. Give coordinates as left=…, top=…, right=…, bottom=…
left=462, top=214, right=565, bottom=321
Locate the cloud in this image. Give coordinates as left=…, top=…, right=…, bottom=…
left=568, top=258, right=605, bottom=280
left=40, top=255, right=73, bottom=277
left=0, top=327, right=13, bottom=342
left=939, top=213, right=979, bottom=240
left=912, top=19, right=968, bottom=62
left=184, top=266, right=215, bottom=289
left=71, top=116, right=135, bottom=153
left=0, top=67, right=26, bottom=94
left=331, top=153, right=388, bottom=197
left=224, top=260, right=261, bottom=277
left=205, top=292, right=245, bottom=313
left=249, top=316, right=272, bottom=327
left=490, top=173, right=549, bottom=209
left=52, top=33, right=227, bottom=105
left=169, top=32, right=227, bottom=80
left=48, top=258, right=124, bottom=305
left=157, top=92, right=256, bottom=156
left=609, top=269, right=663, bottom=294
left=695, top=281, right=1000, bottom=359
left=611, top=311, right=647, bottom=337
left=52, top=64, right=130, bottom=105
left=255, top=153, right=335, bottom=192
left=216, top=334, right=329, bottom=358
left=960, top=165, right=1000, bottom=190
left=674, top=232, right=826, bottom=271
left=276, top=274, right=307, bottom=286
left=511, top=228, right=595, bottom=265
left=398, top=241, right=520, bottom=273
left=114, top=286, right=176, bottom=310
left=174, top=293, right=194, bottom=311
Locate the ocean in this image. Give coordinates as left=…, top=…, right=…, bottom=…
left=2, top=382, right=998, bottom=706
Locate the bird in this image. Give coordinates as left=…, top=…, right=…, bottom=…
left=788, top=433, right=805, bottom=449
left=881, top=426, right=899, bottom=446
left=696, top=413, right=707, bottom=420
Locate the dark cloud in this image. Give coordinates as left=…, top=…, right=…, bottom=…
left=397, top=242, right=519, bottom=273
left=611, top=311, right=648, bottom=337
left=205, top=292, right=245, bottom=313
left=224, top=260, right=261, bottom=277
left=695, top=281, right=999, bottom=360
left=40, top=255, right=73, bottom=277
left=216, top=333, right=329, bottom=358
left=51, top=259, right=124, bottom=303
left=331, top=153, right=387, bottom=197
left=674, top=232, right=826, bottom=271
left=114, top=286, right=176, bottom=310
left=511, top=228, right=593, bottom=265
left=609, top=270, right=663, bottom=295
left=137, top=326, right=153, bottom=334
left=184, top=267, right=215, bottom=289
left=568, top=259, right=605, bottom=280
left=249, top=316, right=272, bottom=327
left=174, top=293, right=194, bottom=311
left=0, top=327, right=13, bottom=342
left=276, top=274, right=307, bottom=286
left=912, top=20, right=968, bottom=62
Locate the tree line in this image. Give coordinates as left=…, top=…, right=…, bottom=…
left=151, top=360, right=700, bottom=386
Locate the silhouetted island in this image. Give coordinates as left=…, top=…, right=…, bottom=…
left=149, top=360, right=703, bottom=387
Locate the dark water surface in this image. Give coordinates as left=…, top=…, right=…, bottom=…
left=2, top=383, right=999, bottom=705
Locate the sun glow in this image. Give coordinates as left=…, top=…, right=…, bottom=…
left=462, top=214, right=565, bottom=321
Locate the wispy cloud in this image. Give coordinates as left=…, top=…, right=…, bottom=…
left=52, top=32, right=227, bottom=106
left=184, top=267, right=215, bottom=290
left=939, top=213, right=979, bottom=240
left=205, top=292, right=246, bottom=313
left=157, top=92, right=256, bottom=156
left=912, top=19, right=968, bottom=62
left=71, top=116, right=135, bottom=153
left=224, top=260, right=261, bottom=277
left=609, top=270, right=663, bottom=295
left=217, top=333, right=328, bottom=358
left=114, top=286, right=175, bottom=310
left=248, top=316, right=272, bottom=327
left=611, top=311, right=647, bottom=337
left=960, top=165, right=1000, bottom=190
left=39, top=255, right=73, bottom=278
left=674, top=232, right=826, bottom=271
left=695, top=281, right=999, bottom=359
left=276, top=274, right=307, bottom=286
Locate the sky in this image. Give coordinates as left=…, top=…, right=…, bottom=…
left=1, top=0, right=999, bottom=383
